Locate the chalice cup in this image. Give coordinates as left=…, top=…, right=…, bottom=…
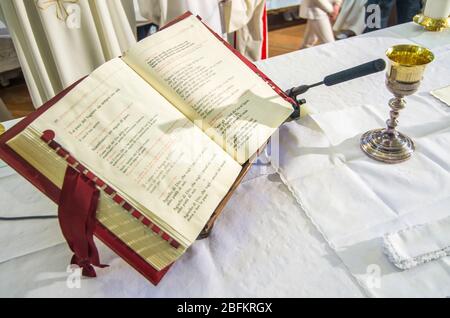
left=360, top=44, right=434, bottom=164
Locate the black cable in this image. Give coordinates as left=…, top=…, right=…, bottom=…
left=0, top=215, right=58, bottom=221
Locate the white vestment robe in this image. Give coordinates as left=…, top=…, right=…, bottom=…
left=0, top=0, right=137, bottom=107
left=222, top=0, right=268, bottom=61
left=333, top=0, right=367, bottom=36
left=137, top=0, right=224, bottom=35
left=138, top=0, right=268, bottom=61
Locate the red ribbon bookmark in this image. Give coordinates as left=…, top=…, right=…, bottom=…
left=58, top=166, right=108, bottom=277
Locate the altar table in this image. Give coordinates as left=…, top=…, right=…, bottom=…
left=0, top=22, right=449, bottom=297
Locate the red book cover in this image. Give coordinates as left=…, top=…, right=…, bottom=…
left=0, top=12, right=297, bottom=285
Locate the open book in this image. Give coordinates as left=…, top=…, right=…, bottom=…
left=1, top=13, right=294, bottom=283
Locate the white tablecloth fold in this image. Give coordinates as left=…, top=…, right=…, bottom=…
left=431, top=85, right=450, bottom=107
left=384, top=216, right=450, bottom=270
left=257, top=31, right=450, bottom=297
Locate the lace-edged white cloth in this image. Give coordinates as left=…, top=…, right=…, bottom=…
left=384, top=217, right=450, bottom=270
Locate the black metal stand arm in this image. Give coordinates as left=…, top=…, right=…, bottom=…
left=284, top=58, right=387, bottom=121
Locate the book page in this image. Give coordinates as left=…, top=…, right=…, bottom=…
left=123, top=15, right=293, bottom=164
left=5, top=128, right=186, bottom=270
left=18, top=58, right=241, bottom=246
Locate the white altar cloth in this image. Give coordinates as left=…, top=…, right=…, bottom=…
left=0, top=23, right=449, bottom=298
left=0, top=168, right=362, bottom=297
left=256, top=23, right=450, bottom=297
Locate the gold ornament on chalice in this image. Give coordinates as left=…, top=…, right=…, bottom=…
left=360, top=44, right=434, bottom=164
left=413, top=14, right=450, bottom=32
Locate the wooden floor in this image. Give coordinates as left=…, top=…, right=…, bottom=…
left=0, top=78, right=33, bottom=119
left=0, top=23, right=306, bottom=119
left=269, top=24, right=305, bottom=57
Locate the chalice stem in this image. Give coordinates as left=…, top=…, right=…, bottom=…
left=386, top=96, right=406, bottom=134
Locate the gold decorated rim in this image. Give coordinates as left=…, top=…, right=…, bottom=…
left=0, top=123, right=5, bottom=136
left=386, top=44, right=434, bottom=67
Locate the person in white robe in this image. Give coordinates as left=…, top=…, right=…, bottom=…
left=222, top=0, right=268, bottom=61
left=137, top=0, right=268, bottom=61
left=137, top=0, right=224, bottom=36
left=299, top=0, right=342, bottom=48
left=0, top=0, right=137, bottom=108
left=333, top=0, right=367, bottom=38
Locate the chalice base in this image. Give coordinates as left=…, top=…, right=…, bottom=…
left=360, top=129, right=415, bottom=164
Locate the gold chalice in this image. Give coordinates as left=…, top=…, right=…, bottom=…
left=360, top=44, right=434, bottom=164
left=413, top=14, right=450, bottom=32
